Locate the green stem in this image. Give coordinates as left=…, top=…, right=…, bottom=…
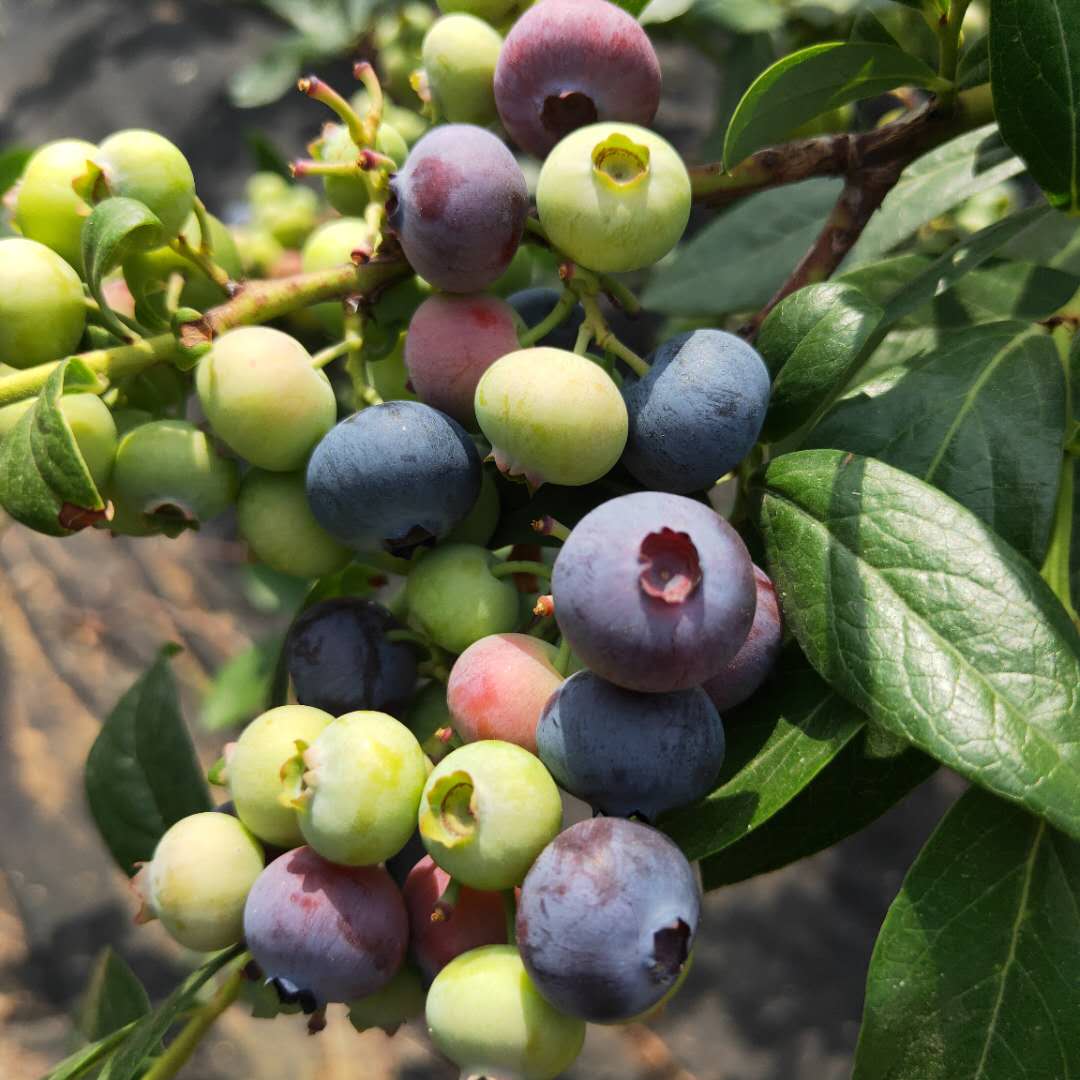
left=44, top=1019, right=140, bottom=1080
left=353, top=61, right=384, bottom=144
left=490, top=560, right=552, bottom=581
left=573, top=323, right=592, bottom=355
left=311, top=339, right=352, bottom=370
left=553, top=635, right=572, bottom=676
left=191, top=196, right=217, bottom=260
left=519, top=288, right=578, bottom=348
left=578, top=294, right=650, bottom=377
left=141, top=967, right=244, bottom=1080
left=298, top=75, right=369, bottom=148
left=83, top=296, right=152, bottom=339
left=936, top=0, right=972, bottom=108
left=597, top=273, right=642, bottom=315
left=169, top=234, right=231, bottom=291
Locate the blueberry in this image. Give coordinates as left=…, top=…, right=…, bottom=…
left=552, top=491, right=757, bottom=692
left=305, top=401, right=482, bottom=554
left=621, top=330, right=771, bottom=494
left=386, top=124, right=528, bottom=293
left=494, top=0, right=661, bottom=159
left=243, top=847, right=408, bottom=1006
left=284, top=597, right=419, bottom=716
left=537, top=670, right=725, bottom=819
left=703, top=564, right=784, bottom=713
left=507, top=287, right=585, bottom=351
left=516, top=817, right=700, bottom=1023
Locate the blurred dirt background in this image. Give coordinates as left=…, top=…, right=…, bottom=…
left=0, top=1, right=961, bottom=1077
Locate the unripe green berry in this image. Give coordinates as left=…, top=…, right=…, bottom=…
left=95, top=130, right=196, bottom=239
left=422, top=15, right=502, bottom=126
left=196, top=327, right=337, bottom=471
left=0, top=238, right=86, bottom=369
left=109, top=419, right=239, bottom=536
left=426, top=945, right=586, bottom=1080
left=405, top=543, right=519, bottom=655
left=537, top=124, right=691, bottom=273
left=14, top=138, right=97, bottom=270
left=419, top=740, right=562, bottom=890
left=225, top=704, right=333, bottom=848
left=237, top=469, right=351, bottom=579
left=475, top=347, right=627, bottom=488
left=295, top=711, right=429, bottom=866
left=320, top=123, right=408, bottom=217
left=133, top=812, right=264, bottom=952
left=300, top=218, right=378, bottom=336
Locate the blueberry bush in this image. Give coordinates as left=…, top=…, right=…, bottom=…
left=4, top=0, right=1079, bottom=1077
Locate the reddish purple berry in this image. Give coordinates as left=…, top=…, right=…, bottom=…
left=494, top=0, right=661, bottom=159
left=243, top=847, right=408, bottom=1008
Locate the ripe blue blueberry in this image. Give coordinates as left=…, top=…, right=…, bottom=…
left=516, top=817, right=700, bottom=1023
left=284, top=597, right=419, bottom=717
left=537, top=670, right=725, bottom=819
left=386, top=124, right=528, bottom=293
left=621, top=329, right=771, bottom=494
left=306, top=401, right=482, bottom=555
left=552, top=491, right=756, bottom=692
left=244, top=847, right=408, bottom=1008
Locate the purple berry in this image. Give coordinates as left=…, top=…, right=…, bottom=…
left=494, top=0, right=661, bottom=159
left=306, top=401, right=482, bottom=555
left=537, top=670, right=725, bottom=819
left=552, top=492, right=756, bottom=692
left=622, top=329, right=770, bottom=495
left=507, top=287, right=585, bottom=351
left=516, top=817, right=700, bottom=1023
left=244, top=847, right=408, bottom=1008
left=703, top=564, right=784, bottom=713
left=386, top=125, right=527, bottom=293
left=284, top=598, right=419, bottom=716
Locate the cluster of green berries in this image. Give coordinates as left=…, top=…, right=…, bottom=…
left=0, top=0, right=795, bottom=1074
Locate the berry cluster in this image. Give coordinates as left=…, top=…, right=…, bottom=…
left=2, top=0, right=784, bottom=1073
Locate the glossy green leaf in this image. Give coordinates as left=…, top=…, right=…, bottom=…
left=82, top=197, right=163, bottom=308
left=990, top=0, right=1080, bottom=212
left=854, top=787, right=1080, bottom=1079
left=702, top=724, right=936, bottom=889
left=724, top=42, right=944, bottom=167
left=957, top=32, right=989, bottom=89
left=756, top=450, right=1080, bottom=837
left=611, top=0, right=651, bottom=15
left=810, top=321, right=1067, bottom=563
left=850, top=10, right=901, bottom=47
left=691, top=0, right=784, bottom=33
left=98, top=946, right=242, bottom=1080
left=228, top=34, right=312, bottom=109
left=85, top=645, right=211, bottom=874
left=848, top=127, right=1024, bottom=266
left=700, top=34, right=776, bottom=160
left=0, top=361, right=107, bottom=537
left=43, top=1022, right=139, bottom=1080
left=661, top=648, right=866, bottom=861
left=643, top=179, right=842, bottom=316
left=757, top=282, right=884, bottom=440
left=1000, top=206, right=1080, bottom=273
left=0, top=145, right=32, bottom=194
left=201, top=634, right=285, bottom=732
left=77, top=948, right=150, bottom=1043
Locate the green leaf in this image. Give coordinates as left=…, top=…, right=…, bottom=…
left=43, top=1021, right=140, bottom=1080
left=610, top=0, right=651, bottom=15
left=850, top=10, right=902, bottom=47
left=810, top=321, right=1068, bottom=563
left=228, top=34, right=313, bottom=109
left=847, top=127, right=1025, bottom=266
left=82, top=197, right=163, bottom=307
left=639, top=0, right=693, bottom=25
left=756, top=450, right=1080, bottom=838
left=877, top=205, right=1055, bottom=328
left=77, top=948, right=151, bottom=1043
left=0, top=361, right=107, bottom=536
left=990, top=0, right=1080, bottom=212
left=0, top=145, right=32, bottom=194
left=957, top=31, right=989, bottom=89
left=999, top=205, right=1080, bottom=272
left=85, top=645, right=212, bottom=874
left=702, top=724, right=936, bottom=889
left=98, top=946, right=242, bottom=1080
left=661, top=647, right=866, bottom=862
left=757, top=282, right=884, bottom=440
left=691, top=0, right=784, bottom=33
left=202, top=635, right=285, bottom=732
left=700, top=34, right=776, bottom=160
left=853, top=787, right=1080, bottom=1079
left=642, top=178, right=843, bottom=316
left=724, top=42, right=944, bottom=167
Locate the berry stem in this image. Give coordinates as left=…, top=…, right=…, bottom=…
left=290, top=158, right=364, bottom=179
left=572, top=323, right=592, bottom=355
left=578, top=294, right=650, bottom=377
left=82, top=296, right=153, bottom=340
left=298, top=75, right=369, bottom=148
left=168, top=233, right=232, bottom=291
left=597, top=274, right=642, bottom=316
left=935, top=0, right=972, bottom=109
left=490, top=560, right=552, bottom=581
left=518, top=288, right=577, bottom=348
left=141, top=964, right=246, bottom=1080
left=191, top=196, right=218, bottom=260
left=531, top=515, right=571, bottom=542
left=311, top=339, right=352, bottom=370
left=0, top=259, right=409, bottom=406
left=353, top=62, right=384, bottom=144
left=553, top=635, right=572, bottom=676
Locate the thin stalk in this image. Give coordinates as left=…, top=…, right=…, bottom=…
left=519, top=288, right=578, bottom=348
left=553, top=635, right=572, bottom=676
left=140, top=967, right=245, bottom=1080
left=353, top=61, right=384, bottom=144
left=168, top=234, right=232, bottom=291
left=312, top=338, right=352, bottom=370
left=298, top=75, right=369, bottom=147
left=191, top=196, right=217, bottom=259
left=490, top=560, right=552, bottom=581
left=578, top=294, right=650, bottom=377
